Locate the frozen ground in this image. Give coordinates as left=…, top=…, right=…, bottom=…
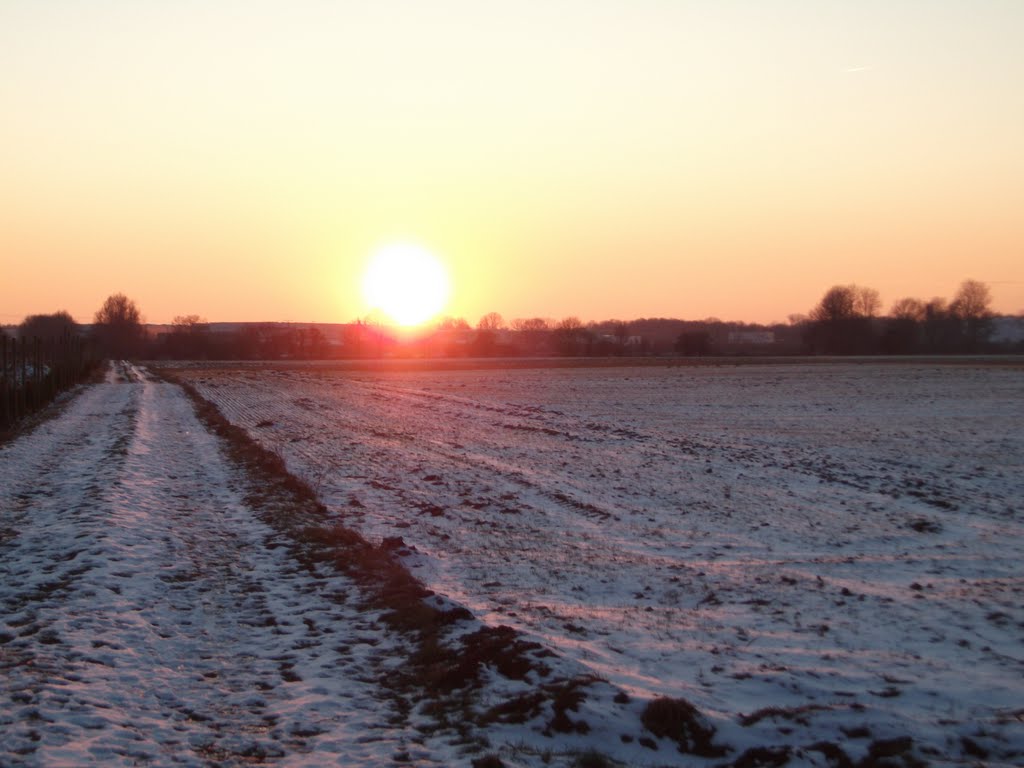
left=171, top=360, right=1024, bottom=764
left=0, top=363, right=462, bottom=766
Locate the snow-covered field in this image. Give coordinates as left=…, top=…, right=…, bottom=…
left=3, top=360, right=1022, bottom=766
left=170, top=360, right=1024, bottom=764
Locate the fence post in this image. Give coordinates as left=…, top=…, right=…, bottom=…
left=0, top=331, right=106, bottom=430
left=17, top=337, right=24, bottom=421
left=33, top=336, right=39, bottom=410
left=2, top=335, right=8, bottom=428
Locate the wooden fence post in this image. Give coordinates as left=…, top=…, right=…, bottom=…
left=2, top=335, right=8, bottom=428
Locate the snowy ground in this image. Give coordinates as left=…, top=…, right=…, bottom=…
left=169, top=360, right=1024, bottom=765
left=0, top=363, right=463, bottom=766
left=4, top=360, right=1022, bottom=766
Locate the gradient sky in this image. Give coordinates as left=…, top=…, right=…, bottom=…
left=2, top=0, right=1022, bottom=326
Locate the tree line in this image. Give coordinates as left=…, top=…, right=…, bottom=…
left=800, top=279, right=999, bottom=355
left=6, top=294, right=148, bottom=358
left=4, top=280, right=1018, bottom=362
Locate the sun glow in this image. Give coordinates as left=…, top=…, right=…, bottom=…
left=361, top=243, right=452, bottom=327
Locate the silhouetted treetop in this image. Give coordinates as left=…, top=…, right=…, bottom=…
left=511, top=317, right=550, bottom=332
left=172, top=314, right=209, bottom=332
left=19, top=310, right=78, bottom=340
left=810, top=284, right=879, bottom=323
left=950, top=279, right=992, bottom=320
left=94, top=293, right=142, bottom=327
left=436, top=316, right=470, bottom=331
left=890, top=297, right=927, bottom=322
left=93, top=293, right=145, bottom=358
left=476, top=312, right=505, bottom=331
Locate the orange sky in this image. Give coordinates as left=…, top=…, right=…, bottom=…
left=2, top=1, right=1022, bottom=327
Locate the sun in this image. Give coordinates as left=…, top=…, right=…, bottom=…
left=361, top=242, right=452, bottom=327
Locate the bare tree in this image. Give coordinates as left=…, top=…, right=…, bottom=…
left=810, top=286, right=858, bottom=323
left=511, top=317, right=550, bottom=333
left=808, top=285, right=880, bottom=354
left=472, top=312, right=505, bottom=356
left=950, top=279, right=992, bottom=321
left=476, top=312, right=505, bottom=332
left=810, top=284, right=881, bottom=323
left=924, top=298, right=947, bottom=319
left=19, top=310, right=78, bottom=341
left=166, top=315, right=211, bottom=359
left=511, top=317, right=551, bottom=354
left=919, top=297, right=961, bottom=352
left=555, top=316, right=588, bottom=355
left=889, top=297, right=926, bottom=322
left=437, top=316, right=470, bottom=331
left=93, top=293, right=145, bottom=358
left=853, top=286, right=881, bottom=318
left=881, top=298, right=927, bottom=353
left=172, top=314, right=208, bottom=332
left=95, top=293, right=142, bottom=327
left=950, top=279, right=993, bottom=350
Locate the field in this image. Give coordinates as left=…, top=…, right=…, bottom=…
left=167, top=360, right=1024, bottom=764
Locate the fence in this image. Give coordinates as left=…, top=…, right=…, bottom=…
left=1, top=334, right=100, bottom=431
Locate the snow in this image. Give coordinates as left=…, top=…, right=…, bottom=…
left=172, top=360, right=1024, bottom=764
left=0, top=363, right=457, bottom=766
left=3, top=359, right=1023, bottom=766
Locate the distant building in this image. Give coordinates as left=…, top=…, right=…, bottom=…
left=727, top=330, right=775, bottom=345
left=990, top=316, right=1024, bottom=345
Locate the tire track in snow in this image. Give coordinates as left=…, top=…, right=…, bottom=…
left=0, top=363, right=444, bottom=766
left=1, top=363, right=140, bottom=680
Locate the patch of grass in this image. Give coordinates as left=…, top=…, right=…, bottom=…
left=907, top=518, right=942, bottom=534
left=641, top=696, right=726, bottom=758
left=546, top=676, right=595, bottom=734
left=728, top=745, right=792, bottom=768
left=859, top=737, right=926, bottom=768
left=481, top=691, right=548, bottom=726
left=413, top=624, right=554, bottom=698
left=739, top=703, right=831, bottom=727
left=573, top=750, right=613, bottom=768
left=840, top=725, right=872, bottom=739
left=807, top=741, right=853, bottom=768
left=480, top=674, right=600, bottom=736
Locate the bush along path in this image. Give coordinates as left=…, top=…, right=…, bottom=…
left=1, top=362, right=943, bottom=767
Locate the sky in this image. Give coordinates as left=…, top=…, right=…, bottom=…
left=2, top=0, right=1023, bottom=326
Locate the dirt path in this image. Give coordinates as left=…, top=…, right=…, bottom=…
left=0, top=363, right=439, bottom=766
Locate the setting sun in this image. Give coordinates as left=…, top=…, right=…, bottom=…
left=361, top=243, right=451, bottom=327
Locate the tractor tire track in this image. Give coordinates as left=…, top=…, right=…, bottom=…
left=0, top=363, right=441, bottom=766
